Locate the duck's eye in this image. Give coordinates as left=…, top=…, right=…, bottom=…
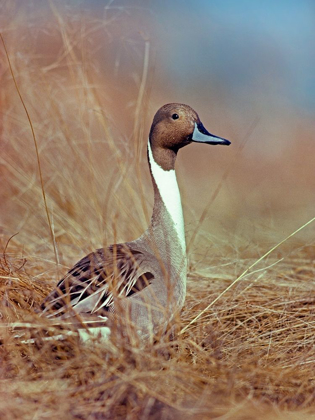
left=172, top=113, right=179, bottom=120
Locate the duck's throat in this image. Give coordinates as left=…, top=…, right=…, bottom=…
left=147, top=140, right=186, bottom=254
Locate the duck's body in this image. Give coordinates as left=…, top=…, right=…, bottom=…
left=41, top=103, right=230, bottom=340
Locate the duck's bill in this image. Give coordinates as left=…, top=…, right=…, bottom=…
left=191, top=122, right=231, bottom=145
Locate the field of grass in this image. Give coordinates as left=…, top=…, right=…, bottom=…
left=1, top=3, right=315, bottom=419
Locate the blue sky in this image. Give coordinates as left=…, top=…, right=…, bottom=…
left=149, top=0, right=315, bottom=111
left=22, top=0, right=315, bottom=113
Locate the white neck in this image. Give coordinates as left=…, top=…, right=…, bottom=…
left=147, top=140, right=186, bottom=253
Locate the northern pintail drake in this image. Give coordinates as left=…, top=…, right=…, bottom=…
left=41, top=103, right=230, bottom=341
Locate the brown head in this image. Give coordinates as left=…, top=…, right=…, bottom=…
left=149, top=103, right=230, bottom=170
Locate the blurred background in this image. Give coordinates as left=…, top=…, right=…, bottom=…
left=0, top=0, right=315, bottom=274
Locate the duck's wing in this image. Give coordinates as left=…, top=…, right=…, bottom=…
left=41, top=244, right=154, bottom=318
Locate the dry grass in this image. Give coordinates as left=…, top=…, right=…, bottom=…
left=1, top=241, right=315, bottom=419
left=1, top=2, right=315, bottom=419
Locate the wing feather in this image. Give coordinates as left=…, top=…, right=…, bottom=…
left=41, top=244, right=154, bottom=317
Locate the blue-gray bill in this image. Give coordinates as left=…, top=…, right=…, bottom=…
left=192, top=122, right=231, bottom=146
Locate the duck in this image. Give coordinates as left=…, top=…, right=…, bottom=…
left=40, top=103, right=231, bottom=341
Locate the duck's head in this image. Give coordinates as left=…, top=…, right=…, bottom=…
left=149, top=103, right=230, bottom=170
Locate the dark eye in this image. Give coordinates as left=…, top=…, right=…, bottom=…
left=172, top=113, right=179, bottom=120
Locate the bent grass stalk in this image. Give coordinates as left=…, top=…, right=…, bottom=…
left=181, top=215, right=315, bottom=334
left=0, top=33, right=59, bottom=270
left=187, top=116, right=260, bottom=253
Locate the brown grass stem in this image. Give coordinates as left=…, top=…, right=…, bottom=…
left=134, top=38, right=151, bottom=225
left=0, top=33, right=59, bottom=271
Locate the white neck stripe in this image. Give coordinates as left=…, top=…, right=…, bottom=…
left=148, top=140, right=186, bottom=252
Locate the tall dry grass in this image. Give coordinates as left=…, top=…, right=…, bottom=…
left=1, top=2, right=315, bottom=419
